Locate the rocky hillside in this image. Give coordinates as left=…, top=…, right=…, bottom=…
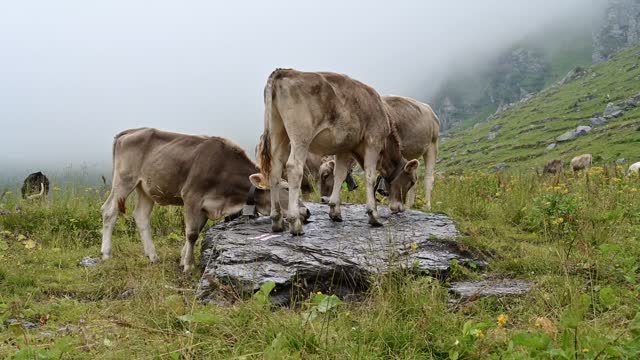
left=593, top=0, right=640, bottom=63
left=433, top=28, right=594, bottom=131
left=438, top=45, right=640, bottom=173
left=434, top=0, right=640, bottom=132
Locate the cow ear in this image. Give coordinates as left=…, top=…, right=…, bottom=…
left=404, top=159, right=419, bottom=173
left=249, top=173, right=269, bottom=190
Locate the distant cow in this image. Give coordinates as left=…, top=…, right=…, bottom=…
left=629, top=162, right=640, bottom=175
left=317, top=96, right=440, bottom=210
left=21, top=172, right=49, bottom=199
left=101, top=128, right=309, bottom=273
left=543, top=159, right=564, bottom=175
left=571, top=154, right=593, bottom=173
left=258, top=69, right=418, bottom=235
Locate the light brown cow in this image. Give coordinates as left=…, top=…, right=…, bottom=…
left=100, top=128, right=308, bottom=273
left=258, top=69, right=419, bottom=235
left=571, top=154, right=593, bottom=173
left=318, top=96, right=440, bottom=209
left=543, top=159, right=564, bottom=175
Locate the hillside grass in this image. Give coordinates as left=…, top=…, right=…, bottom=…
left=440, top=45, right=640, bottom=174
left=2, top=167, right=640, bottom=359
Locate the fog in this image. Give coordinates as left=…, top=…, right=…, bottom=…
left=0, top=0, right=605, bottom=176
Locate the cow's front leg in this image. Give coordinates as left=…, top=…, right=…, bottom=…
left=364, top=151, right=383, bottom=227
left=328, top=154, right=350, bottom=222
left=286, top=143, right=308, bottom=236
left=180, top=205, right=207, bottom=274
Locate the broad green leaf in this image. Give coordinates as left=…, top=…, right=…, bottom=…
left=599, top=287, right=619, bottom=309
left=316, top=295, right=343, bottom=313
left=178, top=312, right=218, bottom=325
left=511, top=332, right=551, bottom=350
left=301, top=311, right=318, bottom=325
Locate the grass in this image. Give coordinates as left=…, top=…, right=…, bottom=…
left=2, top=166, right=640, bottom=359
left=440, top=45, right=640, bottom=174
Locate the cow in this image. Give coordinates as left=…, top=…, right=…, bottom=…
left=317, top=96, right=440, bottom=209
left=258, top=69, right=419, bottom=235
left=543, top=159, right=564, bottom=175
left=629, top=162, right=640, bottom=175
left=21, top=171, right=49, bottom=199
left=571, top=154, right=593, bottom=173
left=100, top=128, right=309, bottom=273
left=256, top=139, right=359, bottom=196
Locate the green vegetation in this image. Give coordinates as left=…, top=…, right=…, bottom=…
left=440, top=45, right=640, bottom=173
left=2, top=165, right=640, bottom=358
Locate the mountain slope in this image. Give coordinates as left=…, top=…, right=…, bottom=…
left=438, top=45, right=640, bottom=173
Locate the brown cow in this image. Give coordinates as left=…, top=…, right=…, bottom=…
left=571, top=154, right=592, bottom=173
left=318, top=96, right=440, bottom=209
left=258, top=69, right=419, bottom=235
left=100, top=128, right=309, bottom=273
left=543, top=159, right=564, bottom=175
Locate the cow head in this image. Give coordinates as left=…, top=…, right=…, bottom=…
left=387, top=159, right=419, bottom=213
left=249, top=173, right=311, bottom=221
left=318, top=160, right=335, bottom=201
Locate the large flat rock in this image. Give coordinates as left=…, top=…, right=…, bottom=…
left=197, top=203, right=484, bottom=305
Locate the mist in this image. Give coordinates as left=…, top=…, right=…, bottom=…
left=0, top=0, right=606, bottom=176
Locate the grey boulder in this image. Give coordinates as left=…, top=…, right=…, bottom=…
left=197, top=203, right=484, bottom=305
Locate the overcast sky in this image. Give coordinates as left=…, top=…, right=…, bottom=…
left=0, top=0, right=605, bottom=173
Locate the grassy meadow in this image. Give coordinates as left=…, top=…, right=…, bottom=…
left=1, top=166, right=640, bottom=359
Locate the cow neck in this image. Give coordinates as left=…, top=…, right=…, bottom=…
left=379, top=133, right=406, bottom=184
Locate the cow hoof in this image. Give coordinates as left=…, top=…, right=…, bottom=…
left=149, top=254, right=160, bottom=263
left=320, top=196, right=330, bottom=204
left=182, top=264, right=194, bottom=274
left=271, top=216, right=285, bottom=233
left=101, top=253, right=111, bottom=261
left=329, top=204, right=342, bottom=222
left=368, top=217, right=384, bottom=227
left=289, top=218, right=304, bottom=236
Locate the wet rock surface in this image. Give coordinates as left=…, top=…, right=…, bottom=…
left=198, top=203, right=484, bottom=305
left=449, top=279, right=533, bottom=300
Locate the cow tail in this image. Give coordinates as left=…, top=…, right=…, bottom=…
left=259, top=71, right=279, bottom=179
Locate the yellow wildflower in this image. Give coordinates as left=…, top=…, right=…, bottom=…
left=471, top=329, right=484, bottom=338
left=496, top=314, right=508, bottom=327
left=410, top=243, right=418, bottom=251
left=316, top=291, right=322, bottom=295
left=582, top=348, right=589, bottom=353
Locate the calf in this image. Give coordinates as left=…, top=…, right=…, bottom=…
left=571, top=154, right=592, bottom=173
left=21, top=171, right=49, bottom=199
left=101, top=128, right=308, bottom=272
left=543, top=159, right=564, bottom=175
left=318, top=96, right=440, bottom=209
left=259, top=69, right=418, bottom=235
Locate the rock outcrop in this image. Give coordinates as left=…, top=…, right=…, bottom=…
left=197, top=203, right=484, bottom=305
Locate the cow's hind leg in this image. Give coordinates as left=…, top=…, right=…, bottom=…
left=180, top=204, right=208, bottom=274
left=364, top=149, right=383, bottom=227
left=133, top=187, right=159, bottom=263
left=269, top=141, right=288, bottom=233
left=286, top=142, right=309, bottom=235
left=100, top=179, right=137, bottom=260
left=328, top=153, right=351, bottom=222
left=423, top=143, right=437, bottom=211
